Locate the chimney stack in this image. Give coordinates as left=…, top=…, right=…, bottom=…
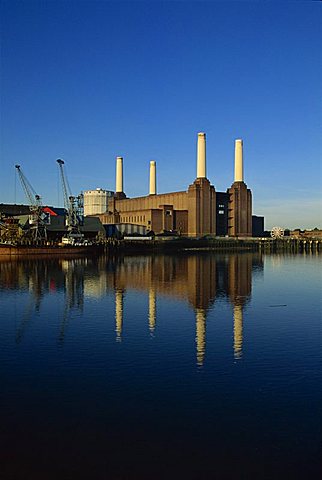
left=197, top=132, right=206, bottom=178
left=116, top=156, right=123, bottom=193
left=234, top=139, right=244, bottom=182
left=149, top=160, right=156, bottom=195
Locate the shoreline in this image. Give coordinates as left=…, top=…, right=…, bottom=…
left=1, top=236, right=321, bottom=256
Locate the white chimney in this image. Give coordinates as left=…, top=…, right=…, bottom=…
left=149, top=160, right=156, bottom=195
left=234, top=139, right=244, bottom=182
left=116, top=156, right=123, bottom=193
left=197, top=132, right=206, bottom=178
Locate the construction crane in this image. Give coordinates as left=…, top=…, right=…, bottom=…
left=15, top=165, right=47, bottom=241
left=56, top=159, right=84, bottom=244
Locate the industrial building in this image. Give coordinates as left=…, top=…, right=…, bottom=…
left=96, top=133, right=254, bottom=237
left=0, top=204, right=104, bottom=242
left=83, top=188, right=114, bottom=216
left=1, top=132, right=263, bottom=242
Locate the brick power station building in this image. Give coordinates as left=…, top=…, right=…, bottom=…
left=96, top=133, right=253, bottom=237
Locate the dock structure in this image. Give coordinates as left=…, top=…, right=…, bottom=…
left=1, top=236, right=321, bottom=256
left=112, top=236, right=322, bottom=253
left=258, top=237, right=322, bottom=253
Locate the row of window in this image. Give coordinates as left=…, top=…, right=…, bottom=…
left=116, top=207, right=225, bottom=223
left=120, top=215, right=146, bottom=223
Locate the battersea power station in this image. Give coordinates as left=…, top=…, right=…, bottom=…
left=94, top=133, right=255, bottom=237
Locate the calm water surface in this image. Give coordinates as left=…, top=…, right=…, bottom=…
left=0, top=252, right=321, bottom=479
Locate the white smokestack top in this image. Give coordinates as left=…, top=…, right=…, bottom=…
left=116, top=156, right=123, bottom=193
left=149, top=160, right=156, bottom=195
left=197, top=132, right=206, bottom=178
left=234, top=139, right=244, bottom=182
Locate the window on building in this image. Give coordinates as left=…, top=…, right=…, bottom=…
left=218, top=210, right=224, bottom=215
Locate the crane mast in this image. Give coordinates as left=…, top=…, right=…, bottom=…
left=15, top=165, right=47, bottom=242
left=56, top=159, right=83, bottom=243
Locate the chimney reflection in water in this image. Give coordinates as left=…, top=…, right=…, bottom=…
left=228, top=254, right=253, bottom=361
left=233, top=305, right=243, bottom=360
left=195, top=308, right=206, bottom=366
left=115, top=289, right=124, bottom=342
left=148, top=288, right=156, bottom=335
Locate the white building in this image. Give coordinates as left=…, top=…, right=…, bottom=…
left=83, top=188, right=113, bottom=216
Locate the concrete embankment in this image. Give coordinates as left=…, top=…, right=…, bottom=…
left=1, top=237, right=321, bottom=257
left=110, top=237, right=257, bottom=253
left=113, top=236, right=322, bottom=253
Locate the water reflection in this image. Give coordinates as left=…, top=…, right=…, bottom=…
left=115, top=288, right=124, bottom=342
left=1, top=253, right=320, bottom=479
left=0, top=253, right=263, bottom=364
left=148, top=287, right=156, bottom=335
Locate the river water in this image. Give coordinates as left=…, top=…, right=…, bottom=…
left=0, top=252, right=321, bottom=479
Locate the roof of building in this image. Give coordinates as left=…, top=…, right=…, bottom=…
left=0, top=203, right=66, bottom=216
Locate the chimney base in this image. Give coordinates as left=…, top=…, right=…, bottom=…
left=114, top=192, right=126, bottom=200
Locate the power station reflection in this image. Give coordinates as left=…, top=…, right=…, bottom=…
left=0, top=252, right=263, bottom=364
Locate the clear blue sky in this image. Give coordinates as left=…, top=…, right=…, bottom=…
left=1, top=1, right=321, bottom=230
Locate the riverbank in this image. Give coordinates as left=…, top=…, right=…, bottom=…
left=1, top=236, right=321, bottom=256
left=0, top=244, right=105, bottom=256
left=112, top=236, right=322, bottom=253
